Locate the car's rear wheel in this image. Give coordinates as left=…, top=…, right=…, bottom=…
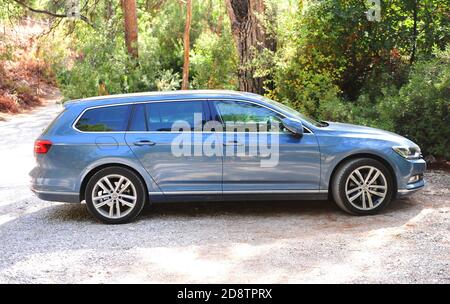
left=85, top=167, right=146, bottom=224
left=332, top=158, right=394, bottom=215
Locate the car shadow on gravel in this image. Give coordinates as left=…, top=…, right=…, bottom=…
left=140, top=197, right=416, bottom=218
left=0, top=196, right=424, bottom=278
left=37, top=196, right=420, bottom=228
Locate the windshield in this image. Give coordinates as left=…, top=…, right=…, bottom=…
left=261, top=97, right=327, bottom=127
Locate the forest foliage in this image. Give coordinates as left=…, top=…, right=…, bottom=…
left=0, top=0, right=449, bottom=158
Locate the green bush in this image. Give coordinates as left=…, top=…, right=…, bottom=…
left=190, top=30, right=238, bottom=89
left=155, top=69, right=181, bottom=91
left=379, top=46, right=450, bottom=158
left=268, top=66, right=350, bottom=122
left=56, top=23, right=166, bottom=100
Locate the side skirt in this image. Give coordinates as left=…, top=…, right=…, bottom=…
left=149, top=190, right=328, bottom=203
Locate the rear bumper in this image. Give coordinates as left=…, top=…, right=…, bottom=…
left=30, top=164, right=80, bottom=203
left=31, top=188, right=80, bottom=203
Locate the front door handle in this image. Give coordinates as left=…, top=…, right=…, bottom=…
left=133, top=140, right=156, bottom=146
left=223, top=140, right=243, bottom=146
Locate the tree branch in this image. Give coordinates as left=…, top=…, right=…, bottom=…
left=11, top=0, right=93, bottom=27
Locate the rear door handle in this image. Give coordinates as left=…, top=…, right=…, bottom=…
left=223, top=140, right=243, bottom=146
left=133, top=140, right=156, bottom=146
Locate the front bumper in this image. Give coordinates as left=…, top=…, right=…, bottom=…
left=393, top=155, right=426, bottom=198
left=397, top=179, right=425, bottom=198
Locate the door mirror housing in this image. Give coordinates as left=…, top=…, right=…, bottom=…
left=282, top=117, right=304, bottom=137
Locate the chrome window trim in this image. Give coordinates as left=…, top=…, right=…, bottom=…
left=72, top=98, right=315, bottom=134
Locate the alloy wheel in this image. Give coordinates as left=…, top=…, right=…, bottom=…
left=91, top=174, right=137, bottom=219
left=345, top=165, right=388, bottom=211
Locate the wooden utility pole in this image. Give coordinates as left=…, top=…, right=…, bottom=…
left=182, top=0, right=192, bottom=90
left=121, top=0, right=139, bottom=58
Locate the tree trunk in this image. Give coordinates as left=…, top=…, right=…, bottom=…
left=410, top=0, right=418, bottom=65
left=182, top=0, right=192, bottom=90
left=121, top=0, right=139, bottom=59
left=225, top=0, right=274, bottom=94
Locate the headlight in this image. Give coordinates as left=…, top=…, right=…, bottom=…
left=392, top=145, right=421, bottom=159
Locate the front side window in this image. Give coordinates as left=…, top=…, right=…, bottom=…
left=260, top=96, right=326, bottom=127
left=214, top=100, right=285, bottom=132
left=75, top=105, right=131, bottom=132
left=146, top=101, right=206, bottom=131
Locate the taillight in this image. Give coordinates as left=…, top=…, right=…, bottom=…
left=34, top=139, right=52, bottom=154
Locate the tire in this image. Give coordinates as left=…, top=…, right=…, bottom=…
left=331, top=158, right=394, bottom=215
left=85, top=166, right=147, bottom=224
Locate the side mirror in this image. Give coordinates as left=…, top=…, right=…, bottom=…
left=282, top=117, right=304, bottom=137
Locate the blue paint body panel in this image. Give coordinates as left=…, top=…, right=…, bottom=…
left=29, top=90, right=426, bottom=203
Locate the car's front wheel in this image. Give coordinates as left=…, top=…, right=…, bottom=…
left=85, top=166, right=146, bottom=224
left=332, top=158, right=394, bottom=215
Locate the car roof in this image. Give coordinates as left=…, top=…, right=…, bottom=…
left=64, top=90, right=262, bottom=108
left=61, top=90, right=318, bottom=131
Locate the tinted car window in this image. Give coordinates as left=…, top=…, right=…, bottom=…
left=214, top=100, right=285, bottom=132
left=129, top=104, right=147, bottom=131
left=75, top=105, right=131, bottom=132
left=146, top=101, right=205, bottom=131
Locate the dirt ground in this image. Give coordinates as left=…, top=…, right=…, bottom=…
left=0, top=98, right=448, bottom=283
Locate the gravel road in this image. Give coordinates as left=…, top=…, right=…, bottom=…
left=0, top=100, right=449, bottom=284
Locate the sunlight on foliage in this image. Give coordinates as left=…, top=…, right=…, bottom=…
left=0, top=0, right=449, bottom=157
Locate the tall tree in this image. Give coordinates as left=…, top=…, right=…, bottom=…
left=410, top=0, right=418, bottom=64
left=182, top=0, right=192, bottom=90
left=225, top=0, right=274, bottom=94
left=121, top=0, right=139, bottom=58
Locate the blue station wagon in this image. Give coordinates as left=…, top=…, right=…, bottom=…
left=30, top=90, right=426, bottom=224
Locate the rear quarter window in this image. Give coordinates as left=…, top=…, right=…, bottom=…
left=75, top=105, right=131, bottom=132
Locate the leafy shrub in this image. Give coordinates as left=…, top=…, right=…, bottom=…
left=155, top=69, right=181, bottom=91
left=263, top=39, right=351, bottom=122
left=268, top=67, right=350, bottom=122
left=352, top=46, right=450, bottom=158
left=191, top=30, right=238, bottom=89
left=0, top=95, right=19, bottom=113
left=379, top=46, right=450, bottom=158
left=0, top=60, right=40, bottom=113
left=56, top=23, right=164, bottom=100
left=17, top=92, right=41, bottom=108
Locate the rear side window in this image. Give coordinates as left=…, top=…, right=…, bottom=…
left=75, top=105, right=131, bottom=132
left=146, top=101, right=206, bottom=131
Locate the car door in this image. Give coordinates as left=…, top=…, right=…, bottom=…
left=211, top=99, right=321, bottom=192
left=125, top=100, right=222, bottom=194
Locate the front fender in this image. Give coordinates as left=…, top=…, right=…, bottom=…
left=316, top=132, right=404, bottom=190
left=321, top=148, right=401, bottom=188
